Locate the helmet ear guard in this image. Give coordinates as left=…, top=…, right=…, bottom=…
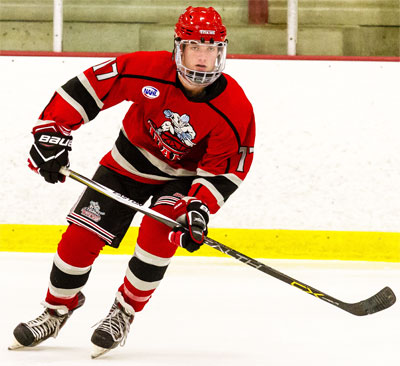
left=174, top=6, right=228, bottom=87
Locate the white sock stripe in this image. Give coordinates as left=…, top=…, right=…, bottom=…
left=125, top=267, right=161, bottom=291
left=48, top=283, right=83, bottom=298
left=53, top=252, right=91, bottom=275
left=123, top=285, right=152, bottom=303
left=134, top=243, right=172, bottom=267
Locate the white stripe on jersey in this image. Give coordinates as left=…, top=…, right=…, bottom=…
left=57, top=87, right=89, bottom=123
left=77, top=73, right=104, bottom=109
left=111, top=145, right=174, bottom=181
left=196, top=168, right=243, bottom=187
left=135, top=145, right=196, bottom=177
left=121, top=127, right=196, bottom=178
left=192, top=177, right=226, bottom=208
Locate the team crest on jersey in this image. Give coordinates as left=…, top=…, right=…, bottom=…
left=142, top=86, right=160, bottom=99
left=147, top=109, right=197, bottom=161
left=81, top=201, right=105, bottom=222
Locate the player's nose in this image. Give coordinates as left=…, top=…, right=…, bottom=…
left=197, top=48, right=208, bottom=61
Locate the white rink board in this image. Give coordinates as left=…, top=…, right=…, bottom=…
left=1, top=56, right=399, bottom=231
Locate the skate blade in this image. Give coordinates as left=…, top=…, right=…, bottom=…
left=91, top=345, right=111, bottom=359
left=8, top=337, right=24, bottom=350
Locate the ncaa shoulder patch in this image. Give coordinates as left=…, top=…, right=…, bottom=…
left=142, top=86, right=160, bottom=99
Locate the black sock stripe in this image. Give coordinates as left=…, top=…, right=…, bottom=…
left=128, top=256, right=169, bottom=282
left=50, top=264, right=91, bottom=289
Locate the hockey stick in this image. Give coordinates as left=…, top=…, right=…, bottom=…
left=60, top=167, right=396, bottom=316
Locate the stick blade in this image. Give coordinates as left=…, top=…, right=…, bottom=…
left=347, top=286, right=396, bottom=316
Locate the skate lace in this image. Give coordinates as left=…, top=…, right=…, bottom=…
left=94, top=303, right=132, bottom=347
left=25, top=310, right=65, bottom=341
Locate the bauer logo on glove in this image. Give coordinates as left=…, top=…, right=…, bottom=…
left=38, top=134, right=73, bottom=147
left=28, top=126, right=73, bottom=184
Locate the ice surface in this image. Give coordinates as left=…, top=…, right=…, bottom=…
left=1, top=253, right=399, bottom=365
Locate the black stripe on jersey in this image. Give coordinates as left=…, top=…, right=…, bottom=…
left=202, top=175, right=238, bottom=201
left=115, top=131, right=172, bottom=178
left=50, top=263, right=91, bottom=289
left=128, top=256, right=169, bottom=282
left=206, top=102, right=241, bottom=149
left=192, top=184, right=202, bottom=197
left=69, top=119, right=85, bottom=129
left=225, top=158, right=231, bottom=174
left=61, top=77, right=101, bottom=121
left=120, top=74, right=176, bottom=86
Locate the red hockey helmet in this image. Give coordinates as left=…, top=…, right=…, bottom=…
left=174, top=7, right=228, bottom=86
left=175, top=6, right=227, bottom=43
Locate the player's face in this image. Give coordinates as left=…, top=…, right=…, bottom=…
left=181, top=42, right=219, bottom=73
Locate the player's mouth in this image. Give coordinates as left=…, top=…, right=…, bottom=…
left=194, top=64, right=208, bottom=71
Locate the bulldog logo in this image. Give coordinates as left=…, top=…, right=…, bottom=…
left=147, top=109, right=197, bottom=161
left=157, top=110, right=196, bottom=147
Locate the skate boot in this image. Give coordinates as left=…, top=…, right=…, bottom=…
left=9, top=292, right=85, bottom=350
left=91, top=291, right=135, bottom=359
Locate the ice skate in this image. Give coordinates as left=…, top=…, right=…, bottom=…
left=9, top=292, right=85, bottom=350
left=90, top=292, right=135, bottom=359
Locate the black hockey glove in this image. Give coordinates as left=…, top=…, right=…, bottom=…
left=28, top=129, right=72, bottom=184
left=168, top=197, right=209, bottom=253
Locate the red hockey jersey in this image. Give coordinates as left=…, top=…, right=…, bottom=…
left=35, top=51, right=255, bottom=213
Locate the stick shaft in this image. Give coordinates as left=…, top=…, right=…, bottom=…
left=60, top=167, right=395, bottom=316
left=60, top=167, right=177, bottom=228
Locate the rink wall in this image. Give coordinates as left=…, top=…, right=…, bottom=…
left=0, top=53, right=399, bottom=261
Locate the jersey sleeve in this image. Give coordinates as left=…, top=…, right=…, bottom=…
left=33, top=54, right=134, bottom=135
left=188, top=109, right=255, bottom=214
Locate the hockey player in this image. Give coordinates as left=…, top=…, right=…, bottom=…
left=10, top=6, right=255, bottom=358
